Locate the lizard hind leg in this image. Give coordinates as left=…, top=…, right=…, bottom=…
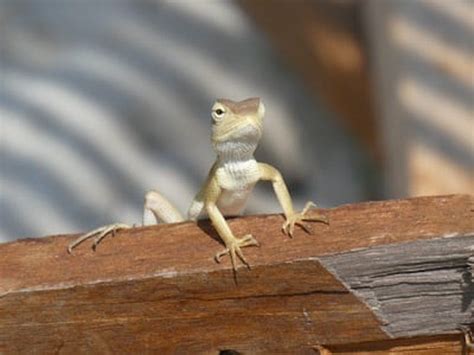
left=67, top=190, right=183, bottom=254
left=143, top=190, right=185, bottom=224
left=67, top=223, right=131, bottom=253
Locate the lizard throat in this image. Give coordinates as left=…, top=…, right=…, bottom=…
left=214, top=139, right=258, bottom=163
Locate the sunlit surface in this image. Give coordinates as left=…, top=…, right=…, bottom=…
left=409, top=141, right=473, bottom=196
left=390, top=15, right=473, bottom=87
left=397, top=78, right=473, bottom=151
left=370, top=0, right=473, bottom=197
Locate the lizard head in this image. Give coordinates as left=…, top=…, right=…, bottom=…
left=210, top=97, right=265, bottom=157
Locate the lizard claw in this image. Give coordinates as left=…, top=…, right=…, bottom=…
left=282, top=201, right=328, bottom=238
left=214, top=234, right=260, bottom=271
left=67, top=223, right=131, bottom=253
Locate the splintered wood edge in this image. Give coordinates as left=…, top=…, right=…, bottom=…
left=0, top=194, right=473, bottom=352
left=320, top=234, right=474, bottom=338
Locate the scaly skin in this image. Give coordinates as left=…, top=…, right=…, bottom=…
left=68, top=98, right=329, bottom=271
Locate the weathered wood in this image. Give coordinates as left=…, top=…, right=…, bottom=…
left=321, top=235, right=473, bottom=337
left=0, top=194, right=472, bottom=353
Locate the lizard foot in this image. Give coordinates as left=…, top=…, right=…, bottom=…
left=214, top=234, right=260, bottom=270
left=282, top=201, right=329, bottom=238
left=67, top=223, right=132, bottom=253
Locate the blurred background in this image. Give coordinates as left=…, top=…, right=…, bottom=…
left=0, top=0, right=472, bottom=242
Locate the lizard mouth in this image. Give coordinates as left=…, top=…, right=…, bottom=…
left=230, top=122, right=262, bottom=141
left=212, top=118, right=262, bottom=144
left=212, top=119, right=262, bottom=157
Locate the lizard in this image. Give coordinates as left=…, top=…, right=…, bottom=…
left=68, top=97, right=329, bottom=270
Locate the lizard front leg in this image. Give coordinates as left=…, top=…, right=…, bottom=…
left=258, top=163, right=328, bottom=237
left=204, top=177, right=259, bottom=270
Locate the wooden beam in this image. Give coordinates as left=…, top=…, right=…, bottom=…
left=320, top=334, right=469, bottom=354
left=0, top=195, right=472, bottom=353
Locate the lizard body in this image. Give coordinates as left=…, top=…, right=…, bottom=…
left=68, top=98, right=328, bottom=270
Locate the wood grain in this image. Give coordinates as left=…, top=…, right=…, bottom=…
left=0, top=194, right=472, bottom=353
left=321, top=235, right=473, bottom=337
left=324, top=334, right=468, bottom=354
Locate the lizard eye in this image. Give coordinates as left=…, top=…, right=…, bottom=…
left=212, top=108, right=226, bottom=121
